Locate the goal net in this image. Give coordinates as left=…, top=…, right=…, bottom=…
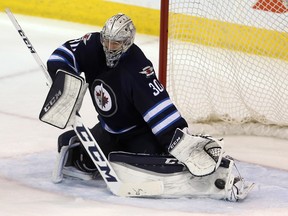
left=159, top=0, right=288, bottom=138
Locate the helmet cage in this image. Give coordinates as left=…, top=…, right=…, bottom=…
left=100, top=14, right=136, bottom=68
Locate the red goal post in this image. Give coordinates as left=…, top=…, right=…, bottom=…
left=159, top=0, right=169, bottom=88
left=158, top=0, right=288, bottom=138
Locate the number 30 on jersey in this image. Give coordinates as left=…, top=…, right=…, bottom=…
left=149, top=79, right=164, bottom=96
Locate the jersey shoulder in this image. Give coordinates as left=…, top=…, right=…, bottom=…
left=63, top=32, right=101, bottom=52
left=81, top=32, right=101, bottom=46
left=122, top=44, right=156, bottom=79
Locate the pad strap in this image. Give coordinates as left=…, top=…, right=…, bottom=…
left=109, top=151, right=185, bottom=174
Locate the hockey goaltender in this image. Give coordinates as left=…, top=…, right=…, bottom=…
left=37, top=13, right=254, bottom=201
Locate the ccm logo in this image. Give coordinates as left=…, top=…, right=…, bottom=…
left=44, top=90, right=62, bottom=112
left=18, top=30, right=35, bottom=53
left=75, top=125, right=117, bottom=182
left=169, top=136, right=181, bottom=150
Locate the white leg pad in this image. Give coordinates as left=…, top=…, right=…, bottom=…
left=52, top=136, right=95, bottom=183
left=110, top=157, right=242, bottom=200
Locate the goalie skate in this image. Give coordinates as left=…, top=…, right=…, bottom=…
left=229, top=177, right=255, bottom=201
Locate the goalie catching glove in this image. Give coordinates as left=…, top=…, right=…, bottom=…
left=168, top=128, right=224, bottom=176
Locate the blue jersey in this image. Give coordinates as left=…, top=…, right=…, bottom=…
left=47, top=32, right=187, bottom=148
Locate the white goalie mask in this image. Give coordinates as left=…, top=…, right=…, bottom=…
left=100, top=13, right=136, bottom=68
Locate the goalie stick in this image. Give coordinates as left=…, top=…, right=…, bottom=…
left=5, top=8, right=164, bottom=197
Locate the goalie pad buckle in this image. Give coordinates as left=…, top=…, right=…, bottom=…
left=168, top=128, right=224, bottom=177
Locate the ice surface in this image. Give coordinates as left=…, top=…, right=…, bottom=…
left=0, top=12, right=288, bottom=216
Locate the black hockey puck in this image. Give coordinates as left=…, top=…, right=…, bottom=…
left=215, top=179, right=225, bottom=189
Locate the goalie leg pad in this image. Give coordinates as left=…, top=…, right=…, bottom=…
left=52, top=135, right=80, bottom=183
left=109, top=152, right=253, bottom=201
left=52, top=134, right=99, bottom=183
left=168, top=128, right=224, bottom=176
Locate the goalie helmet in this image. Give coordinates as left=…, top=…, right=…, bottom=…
left=100, top=13, right=136, bottom=68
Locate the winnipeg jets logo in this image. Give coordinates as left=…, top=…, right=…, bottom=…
left=139, top=66, right=155, bottom=78
left=96, top=85, right=109, bottom=109
left=92, top=80, right=117, bottom=117
left=82, top=33, right=92, bottom=45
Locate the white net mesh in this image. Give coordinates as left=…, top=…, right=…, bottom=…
left=166, top=0, right=288, bottom=138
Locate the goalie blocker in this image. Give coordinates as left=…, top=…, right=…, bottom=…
left=39, top=69, right=88, bottom=129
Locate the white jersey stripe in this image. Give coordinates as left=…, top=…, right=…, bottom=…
left=49, top=54, right=78, bottom=73
left=151, top=111, right=181, bottom=135
left=143, top=98, right=173, bottom=122
left=103, top=122, right=137, bottom=134
left=58, top=45, right=79, bottom=73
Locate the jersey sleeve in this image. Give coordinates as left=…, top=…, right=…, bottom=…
left=46, top=36, right=85, bottom=80
left=127, top=56, right=188, bottom=150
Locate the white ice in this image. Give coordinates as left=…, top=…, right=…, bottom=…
left=0, top=12, right=288, bottom=216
